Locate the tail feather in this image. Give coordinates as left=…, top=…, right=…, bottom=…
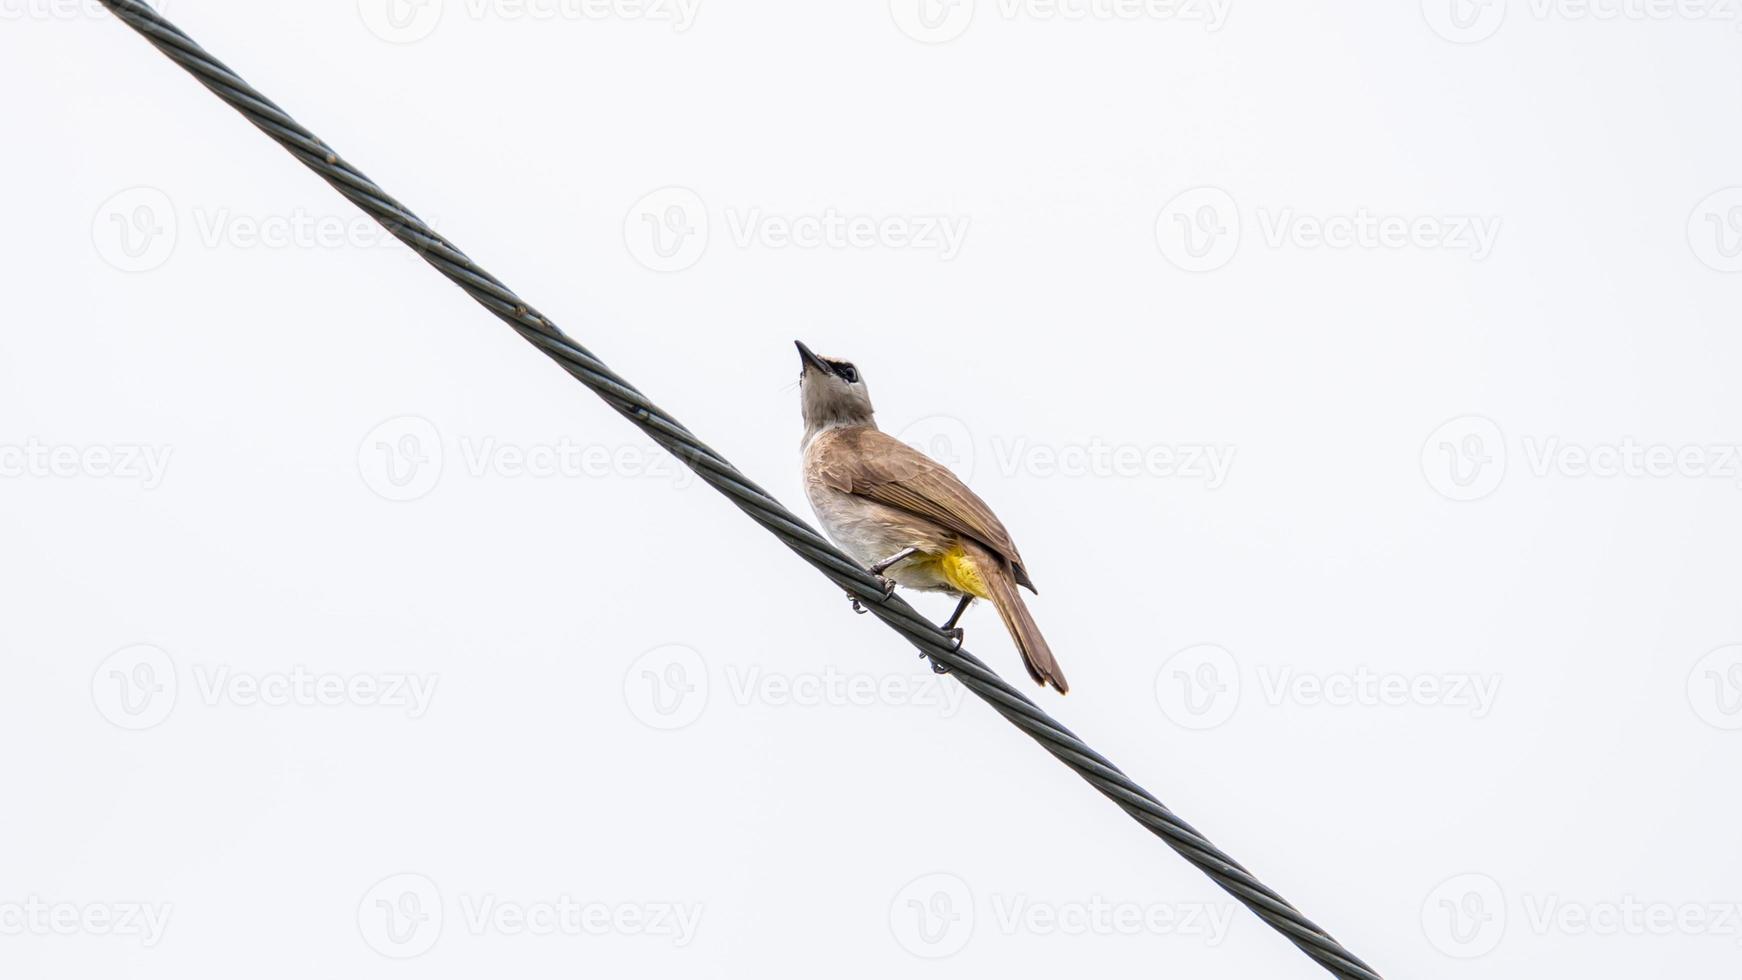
left=969, top=544, right=1068, bottom=694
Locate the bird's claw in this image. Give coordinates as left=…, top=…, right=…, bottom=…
left=942, top=627, right=964, bottom=651
left=846, top=576, right=895, bottom=614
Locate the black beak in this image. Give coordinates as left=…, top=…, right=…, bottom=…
left=795, top=340, right=830, bottom=374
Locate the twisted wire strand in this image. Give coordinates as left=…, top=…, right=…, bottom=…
left=92, top=4, right=1383, bottom=976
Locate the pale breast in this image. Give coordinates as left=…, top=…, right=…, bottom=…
left=803, top=426, right=957, bottom=579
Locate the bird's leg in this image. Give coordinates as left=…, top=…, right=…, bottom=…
left=941, top=594, right=972, bottom=631
left=857, top=546, right=916, bottom=605
left=937, top=594, right=972, bottom=650
left=867, top=547, right=919, bottom=578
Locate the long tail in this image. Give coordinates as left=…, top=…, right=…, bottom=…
left=966, top=543, right=1069, bottom=694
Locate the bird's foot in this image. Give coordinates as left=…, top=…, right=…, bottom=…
left=942, top=627, right=964, bottom=650
left=847, top=577, right=895, bottom=613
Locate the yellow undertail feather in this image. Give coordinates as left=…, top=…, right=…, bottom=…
left=936, top=546, right=993, bottom=601
left=938, top=542, right=1069, bottom=694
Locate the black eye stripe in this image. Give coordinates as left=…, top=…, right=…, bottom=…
left=831, top=362, right=858, bottom=383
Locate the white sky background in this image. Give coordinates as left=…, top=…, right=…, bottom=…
left=2, top=1, right=1741, bottom=977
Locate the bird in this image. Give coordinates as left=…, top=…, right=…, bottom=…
left=795, top=340, right=1068, bottom=694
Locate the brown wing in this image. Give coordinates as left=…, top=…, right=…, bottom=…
left=812, top=427, right=1038, bottom=591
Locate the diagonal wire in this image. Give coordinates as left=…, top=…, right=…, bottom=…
left=90, top=3, right=1383, bottom=976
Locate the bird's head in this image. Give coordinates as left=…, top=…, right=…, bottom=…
left=796, top=340, right=875, bottom=433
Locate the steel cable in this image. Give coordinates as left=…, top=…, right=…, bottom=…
left=91, top=3, right=1383, bottom=976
